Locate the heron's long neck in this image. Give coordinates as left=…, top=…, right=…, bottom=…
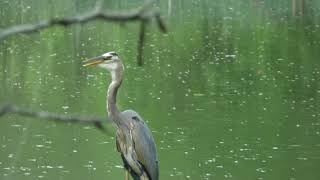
left=107, top=69, right=123, bottom=122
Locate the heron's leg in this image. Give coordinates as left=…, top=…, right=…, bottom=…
left=140, top=172, right=148, bottom=180
left=125, top=170, right=129, bottom=180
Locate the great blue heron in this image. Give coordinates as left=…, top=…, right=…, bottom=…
left=83, top=52, right=159, bottom=180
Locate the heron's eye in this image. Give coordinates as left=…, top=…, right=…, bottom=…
left=103, top=56, right=112, bottom=61
left=110, top=52, right=118, bottom=56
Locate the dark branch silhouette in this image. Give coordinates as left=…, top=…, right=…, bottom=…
left=0, top=1, right=167, bottom=65
left=137, top=21, right=147, bottom=66
left=0, top=104, right=108, bottom=132
left=0, top=2, right=166, bottom=40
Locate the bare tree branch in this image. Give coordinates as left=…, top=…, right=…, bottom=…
left=0, top=104, right=109, bottom=132
left=0, top=2, right=166, bottom=40
left=0, top=2, right=166, bottom=65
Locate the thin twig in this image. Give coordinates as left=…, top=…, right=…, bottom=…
left=0, top=104, right=109, bottom=132
left=154, top=12, right=167, bottom=33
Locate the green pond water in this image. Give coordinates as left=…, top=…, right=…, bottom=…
left=1, top=0, right=320, bottom=179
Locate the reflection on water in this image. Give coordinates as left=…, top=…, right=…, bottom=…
left=1, top=0, right=320, bottom=179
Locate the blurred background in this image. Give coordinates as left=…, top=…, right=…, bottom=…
left=0, top=0, right=320, bottom=179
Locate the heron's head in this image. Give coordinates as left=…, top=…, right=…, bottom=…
left=83, top=51, right=123, bottom=72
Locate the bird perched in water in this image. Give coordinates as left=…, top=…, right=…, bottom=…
left=83, top=51, right=159, bottom=180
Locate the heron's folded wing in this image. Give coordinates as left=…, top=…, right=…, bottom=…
left=122, top=110, right=159, bottom=180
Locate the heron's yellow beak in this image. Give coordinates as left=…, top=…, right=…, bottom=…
left=82, top=56, right=104, bottom=67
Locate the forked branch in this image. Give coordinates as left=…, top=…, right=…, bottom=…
left=0, top=1, right=167, bottom=65
left=0, top=2, right=166, bottom=40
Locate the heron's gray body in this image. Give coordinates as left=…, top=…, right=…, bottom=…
left=116, top=110, right=159, bottom=180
